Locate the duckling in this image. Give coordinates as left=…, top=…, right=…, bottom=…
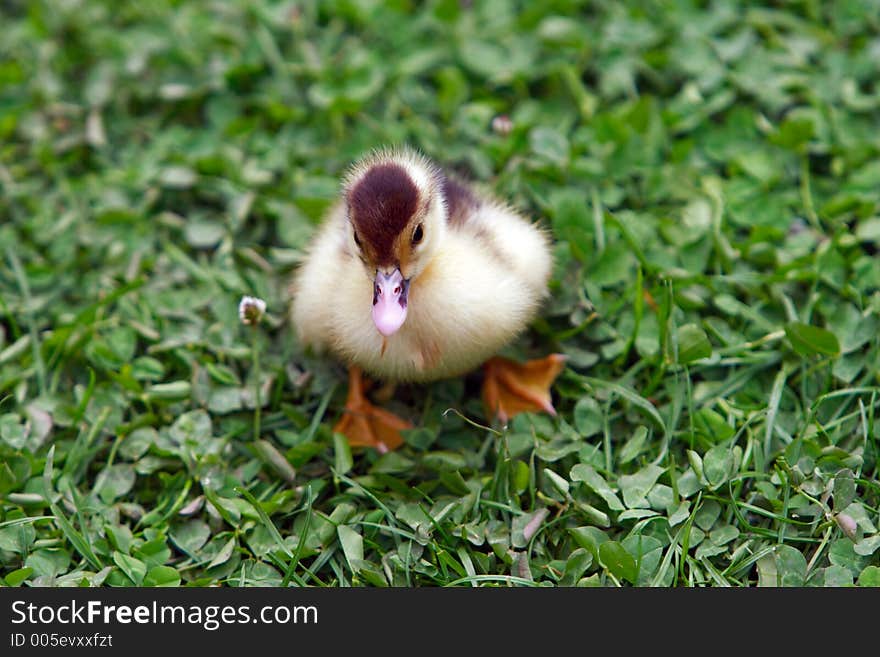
left=291, top=147, right=565, bottom=452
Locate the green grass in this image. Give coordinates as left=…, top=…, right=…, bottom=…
left=1, top=0, right=879, bottom=588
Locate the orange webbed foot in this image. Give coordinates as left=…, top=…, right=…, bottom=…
left=482, top=354, right=567, bottom=425
left=333, top=367, right=412, bottom=453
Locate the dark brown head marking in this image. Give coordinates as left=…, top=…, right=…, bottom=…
left=347, top=163, right=419, bottom=267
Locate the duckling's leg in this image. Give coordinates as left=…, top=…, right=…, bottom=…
left=333, top=366, right=411, bottom=453
left=372, top=379, right=398, bottom=403
left=482, top=354, right=567, bottom=425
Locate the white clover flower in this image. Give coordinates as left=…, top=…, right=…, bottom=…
left=835, top=513, right=858, bottom=540
left=491, top=114, right=513, bottom=136
left=239, top=295, right=267, bottom=325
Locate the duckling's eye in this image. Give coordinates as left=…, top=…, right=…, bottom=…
left=411, top=224, right=424, bottom=245
left=353, top=230, right=362, bottom=249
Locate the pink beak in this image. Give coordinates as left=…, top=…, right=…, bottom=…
left=372, top=269, right=409, bottom=337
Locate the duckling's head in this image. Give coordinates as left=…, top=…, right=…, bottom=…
left=343, top=149, right=448, bottom=337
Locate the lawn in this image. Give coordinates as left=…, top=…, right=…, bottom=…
left=1, top=0, right=879, bottom=588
